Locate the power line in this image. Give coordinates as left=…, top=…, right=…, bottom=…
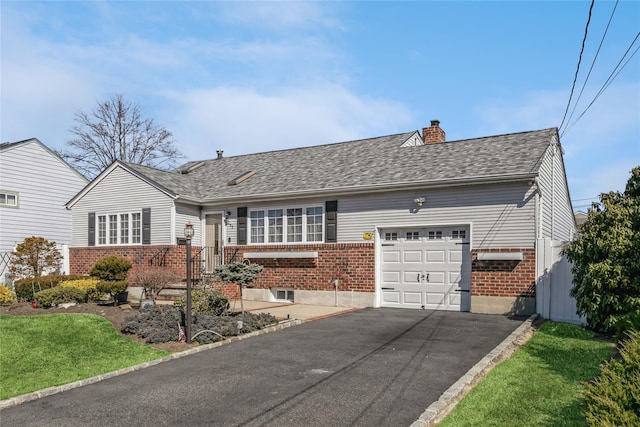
left=562, top=31, right=640, bottom=137
left=563, top=0, right=618, bottom=133
left=559, top=0, right=595, bottom=132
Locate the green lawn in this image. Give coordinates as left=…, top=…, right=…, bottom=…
left=0, top=313, right=170, bottom=399
left=437, top=321, right=613, bottom=427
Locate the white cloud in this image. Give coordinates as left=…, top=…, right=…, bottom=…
left=164, top=85, right=413, bottom=160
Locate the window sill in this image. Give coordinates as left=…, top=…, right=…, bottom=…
left=476, top=252, right=523, bottom=261
left=244, top=251, right=318, bottom=259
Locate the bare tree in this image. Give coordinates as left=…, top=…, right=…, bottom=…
left=59, top=94, right=182, bottom=179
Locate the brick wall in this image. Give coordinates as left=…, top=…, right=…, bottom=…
left=69, top=245, right=190, bottom=277
left=471, top=248, right=536, bottom=298
left=225, top=243, right=375, bottom=293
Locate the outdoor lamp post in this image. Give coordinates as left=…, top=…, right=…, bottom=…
left=184, top=222, right=194, bottom=343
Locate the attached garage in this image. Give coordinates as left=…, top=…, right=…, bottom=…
left=379, top=226, right=471, bottom=311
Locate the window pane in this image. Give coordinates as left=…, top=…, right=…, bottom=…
left=131, top=213, right=141, bottom=244
left=109, top=214, right=118, bottom=244
left=286, top=208, right=302, bottom=242
left=306, top=207, right=323, bottom=242
left=120, top=214, right=129, bottom=244
left=250, top=210, right=265, bottom=243
left=98, top=215, right=107, bottom=245
left=268, top=209, right=283, bottom=243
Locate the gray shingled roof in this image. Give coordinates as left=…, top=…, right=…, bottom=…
left=123, top=128, right=557, bottom=203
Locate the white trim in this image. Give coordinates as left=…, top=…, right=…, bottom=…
left=477, top=252, right=523, bottom=261
left=244, top=251, right=318, bottom=259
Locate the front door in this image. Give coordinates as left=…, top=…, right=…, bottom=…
left=205, top=214, right=223, bottom=273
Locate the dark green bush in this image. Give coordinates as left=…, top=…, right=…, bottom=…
left=584, top=329, right=640, bottom=426
left=90, top=255, right=132, bottom=281
left=174, top=290, right=230, bottom=315
left=14, top=274, right=87, bottom=301
left=34, top=286, right=86, bottom=307
left=96, top=280, right=128, bottom=305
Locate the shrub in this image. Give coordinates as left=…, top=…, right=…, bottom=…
left=121, top=305, right=183, bottom=343
left=59, top=278, right=102, bottom=302
left=120, top=306, right=277, bottom=344
left=174, top=290, right=230, bottom=315
left=584, top=329, right=640, bottom=426
left=34, top=287, right=86, bottom=307
left=90, top=255, right=132, bottom=281
left=0, top=286, right=16, bottom=304
left=13, top=275, right=86, bottom=301
left=96, top=281, right=129, bottom=305
left=127, top=266, right=181, bottom=300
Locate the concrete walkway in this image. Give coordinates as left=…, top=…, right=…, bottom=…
left=237, top=299, right=361, bottom=321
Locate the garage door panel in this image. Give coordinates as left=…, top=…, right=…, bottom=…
left=449, top=249, right=462, bottom=263
left=382, top=291, right=401, bottom=304
left=403, top=292, right=422, bottom=305
left=426, top=292, right=445, bottom=305
left=403, top=250, right=423, bottom=263
left=427, top=271, right=445, bottom=285
left=402, top=271, right=421, bottom=284
left=383, top=250, right=401, bottom=263
left=449, top=293, right=461, bottom=306
left=426, top=250, right=445, bottom=262
left=449, top=271, right=461, bottom=284
left=383, top=271, right=400, bottom=284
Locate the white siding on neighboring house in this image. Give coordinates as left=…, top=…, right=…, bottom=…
left=339, top=183, right=537, bottom=248
left=70, top=166, right=174, bottom=246
left=0, top=141, right=87, bottom=252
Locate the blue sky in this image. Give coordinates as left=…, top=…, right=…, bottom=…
left=2, top=1, right=638, bottom=211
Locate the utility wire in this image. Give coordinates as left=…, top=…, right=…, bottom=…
left=559, top=0, right=595, bottom=133
left=563, top=0, right=618, bottom=133
left=562, top=31, right=640, bottom=137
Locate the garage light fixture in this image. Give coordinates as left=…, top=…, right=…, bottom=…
left=414, top=196, right=426, bottom=207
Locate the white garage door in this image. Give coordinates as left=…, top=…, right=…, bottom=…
left=380, top=227, right=471, bottom=311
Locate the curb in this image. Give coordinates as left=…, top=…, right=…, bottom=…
left=0, top=318, right=304, bottom=410
left=410, top=314, right=539, bottom=427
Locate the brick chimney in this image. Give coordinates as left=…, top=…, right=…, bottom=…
left=422, top=120, right=446, bottom=144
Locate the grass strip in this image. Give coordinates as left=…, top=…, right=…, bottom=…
left=0, top=313, right=169, bottom=399
left=437, top=321, right=613, bottom=427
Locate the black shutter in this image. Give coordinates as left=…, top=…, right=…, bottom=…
left=325, top=201, right=337, bottom=243
left=142, top=208, right=151, bottom=245
left=237, top=207, right=247, bottom=245
left=88, top=212, right=95, bottom=246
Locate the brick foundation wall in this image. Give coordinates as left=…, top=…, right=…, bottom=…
left=225, top=243, right=375, bottom=293
left=69, top=245, right=190, bottom=277
left=471, top=248, right=536, bottom=298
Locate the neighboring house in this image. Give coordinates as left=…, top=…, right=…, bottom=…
left=574, top=211, right=588, bottom=227
left=0, top=138, right=89, bottom=284
left=65, top=121, right=577, bottom=315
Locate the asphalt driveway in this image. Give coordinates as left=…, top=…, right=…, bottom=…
left=1, top=309, right=526, bottom=426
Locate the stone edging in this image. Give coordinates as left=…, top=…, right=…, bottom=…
left=410, top=314, right=539, bottom=427
left=0, top=318, right=304, bottom=410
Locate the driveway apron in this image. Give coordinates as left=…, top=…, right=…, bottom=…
left=1, top=309, right=525, bottom=427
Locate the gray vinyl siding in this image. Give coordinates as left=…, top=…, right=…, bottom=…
left=70, top=166, right=174, bottom=246
left=0, top=141, right=87, bottom=252
left=175, top=202, right=202, bottom=245
left=339, top=183, right=536, bottom=248
left=536, top=140, right=577, bottom=241
left=220, top=185, right=536, bottom=249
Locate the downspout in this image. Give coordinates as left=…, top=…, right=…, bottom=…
left=550, top=144, right=556, bottom=241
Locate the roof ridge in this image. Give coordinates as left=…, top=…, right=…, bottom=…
left=184, top=131, right=417, bottom=164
